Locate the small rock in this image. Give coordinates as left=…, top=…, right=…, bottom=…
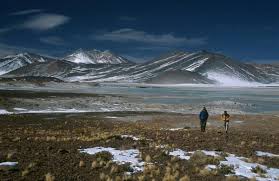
left=58, top=149, right=69, bottom=154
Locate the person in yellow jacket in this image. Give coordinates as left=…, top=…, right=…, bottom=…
left=221, top=111, right=230, bottom=133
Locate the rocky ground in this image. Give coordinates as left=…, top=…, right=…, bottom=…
left=0, top=112, right=278, bottom=181
left=0, top=89, right=266, bottom=115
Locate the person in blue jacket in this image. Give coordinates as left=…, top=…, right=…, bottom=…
left=199, top=107, right=209, bottom=132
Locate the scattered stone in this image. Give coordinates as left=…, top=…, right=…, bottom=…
left=58, top=149, right=69, bottom=154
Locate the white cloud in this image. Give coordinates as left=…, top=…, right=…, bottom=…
left=39, top=36, right=66, bottom=45
left=9, top=9, right=43, bottom=16
left=22, top=13, right=70, bottom=30
left=93, top=28, right=207, bottom=46
left=0, top=13, right=70, bottom=33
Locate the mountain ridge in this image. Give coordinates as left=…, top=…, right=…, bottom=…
left=1, top=49, right=279, bottom=85
left=0, top=52, right=56, bottom=75
left=63, top=49, right=132, bottom=64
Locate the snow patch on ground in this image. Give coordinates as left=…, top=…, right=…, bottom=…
left=0, top=109, right=11, bottom=114
left=168, top=149, right=279, bottom=180
left=169, top=149, right=220, bottom=160
left=169, top=149, right=191, bottom=160
left=206, top=164, right=217, bottom=170
left=120, top=135, right=140, bottom=141
left=0, top=162, right=18, bottom=166
left=200, top=150, right=220, bottom=157
left=163, top=128, right=185, bottom=131
left=105, top=116, right=118, bottom=119
left=256, top=151, right=279, bottom=157
left=220, top=154, right=279, bottom=180
left=79, top=147, right=144, bottom=173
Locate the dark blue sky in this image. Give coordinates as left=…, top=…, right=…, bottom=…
left=0, top=0, right=278, bottom=62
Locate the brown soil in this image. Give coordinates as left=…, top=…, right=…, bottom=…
left=0, top=112, right=278, bottom=181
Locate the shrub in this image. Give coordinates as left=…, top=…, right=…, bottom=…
left=218, top=164, right=235, bottom=175
left=251, top=165, right=267, bottom=176
left=95, top=151, right=113, bottom=162
left=190, top=151, right=208, bottom=166
left=199, top=168, right=211, bottom=176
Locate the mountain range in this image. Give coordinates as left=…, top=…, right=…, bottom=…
left=0, top=49, right=278, bottom=85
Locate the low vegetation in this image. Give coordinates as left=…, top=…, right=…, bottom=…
left=0, top=113, right=278, bottom=180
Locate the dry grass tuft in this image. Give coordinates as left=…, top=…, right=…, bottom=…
left=257, top=157, right=265, bottom=164
left=110, top=165, right=119, bottom=174
left=138, top=175, right=145, bottom=181
left=115, top=176, right=121, bottom=181
left=28, top=162, right=36, bottom=169
left=45, top=173, right=55, bottom=181
left=225, top=176, right=239, bottom=181
left=12, top=137, right=20, bottom=142
left=99, top=172, right=105, bottom=180
left=21, top=169, right=29, bottom=177
left=240, top=141, right=246, bottom=146
left=7, top=151, right=16, bottom=159
left=79, top=160, right=85, bottom=167
left=91, top=161, right=98, bottom=169
left=249, top=177, right=257, bottom=181
left=145, top=155, right=151, bottom=162
left=199, top=168, right=211, bottom=176
left=179, top=175, right=190, bottom=181
left=251, top=141, right=257, bottom=145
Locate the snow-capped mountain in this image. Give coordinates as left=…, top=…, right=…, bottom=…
left=5, top=60, right=76, bottom=79
left=64, top=49, right=131, bottom=64
left=0, top=52, right=55, bottom=75
left=1, top=50, right=279, bottom=85
left=63, top=50, right=279, bottom=84
left=250, top=63, right=279, bottom=83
